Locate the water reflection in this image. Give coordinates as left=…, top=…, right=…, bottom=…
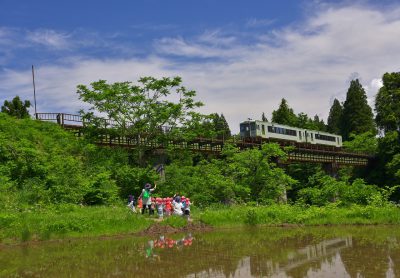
left=145, top=234, right=194, bottom=260
left=1, top=226, right=400, bottom=277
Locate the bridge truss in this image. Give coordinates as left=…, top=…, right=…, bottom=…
left=35, top=113, right=372, bottom=167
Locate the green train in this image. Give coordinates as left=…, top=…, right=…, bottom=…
left=240, top=120, right=342, bottom=147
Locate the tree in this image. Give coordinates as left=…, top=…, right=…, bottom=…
left=312, top=115, right=326, bottom=131
left=295, top=113, right=325, bottom=131
left=1, top=96, right=31, bottom=119
left=340, top=79, right=375, bottom=141
left=327, top=99, right=343, bottom=134
left=261, top=112, right=268, bottom=122
left=219, top=114, right=231, bottom=139
left=77, top=77, right=206, bottom=141
left=296, top=112, right=311, bottom=129
left=375, top=72, right=400, bottom=133
left=271, top=98, right=297, bottom=126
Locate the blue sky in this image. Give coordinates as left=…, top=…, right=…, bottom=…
left=1, top=0, right=400, bottom=132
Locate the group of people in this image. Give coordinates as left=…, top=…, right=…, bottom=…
left=127, top=182, right=192, bottom=218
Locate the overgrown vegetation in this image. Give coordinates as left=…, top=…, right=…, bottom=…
left=1, top=73, right=400, bottom=243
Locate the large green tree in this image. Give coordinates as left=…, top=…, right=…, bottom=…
left=375, top=72, right=400, bottom=133
left=1, top=96, right=31, bottom=119
left=373, top=72, right=400, bottom=188
left=327, top=99, right=343, bottom=134
left=340, top=79, right=375, bottom=141
left=271, top=98, right=297, bottom=126
left=217, top=113, right=231, bottom=140
left=77, top=76, right=206, bottom=141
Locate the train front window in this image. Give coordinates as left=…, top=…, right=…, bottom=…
left=240, top=123, right=250, bottom=132
left=250, top=122, right=256, bottom=131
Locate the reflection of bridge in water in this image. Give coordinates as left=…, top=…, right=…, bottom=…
left=36, top=112, right=372, bottom=167
left=232, top=237, right=353, bottom=277
left=280, top=237, right=352, bottom=273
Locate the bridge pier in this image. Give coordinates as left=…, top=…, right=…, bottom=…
left=322, top=162, right=339, bottom=178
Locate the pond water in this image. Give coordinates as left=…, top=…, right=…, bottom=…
left=1, top=226, right=400, bottom=277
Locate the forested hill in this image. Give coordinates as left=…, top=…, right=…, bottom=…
left=0, top=113, right=157, bottom=209
left=2, top=112, right=397, bottom=209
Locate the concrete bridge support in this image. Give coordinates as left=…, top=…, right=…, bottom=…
left=322, top=162, right=339, bottom=178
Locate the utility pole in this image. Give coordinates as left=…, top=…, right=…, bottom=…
left=31, top=65, right=37, bottom=119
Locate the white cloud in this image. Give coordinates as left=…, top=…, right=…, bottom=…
left=246, top=18, right=275, bottom=27
left=26, top=29, right=70, bottom=49
left=2, top=4, right=400, bottom=133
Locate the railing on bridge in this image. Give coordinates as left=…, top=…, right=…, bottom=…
left=35, top=113, right=373, bottom=166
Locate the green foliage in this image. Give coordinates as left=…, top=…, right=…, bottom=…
left=0, top=205, right=152, bottom=243
left=245, top=209, right=259, bottom=225
left=297, top=172, right=381, bottom=206
left=1, top=96, right=31, bottom=119
left=0, top=113, right=127, bottom=206
left=210, top=113, right=231, bottom=140
left=160, top=215, right=187, bottom=228
left=261, top=112, right=268, bottom=122
left=77, top=76, right=208, bottom=142
left=159, top=143, right=296, bottom=206
left=327, top=98, right=343, bottom=134
left=199, top=204, right=400, bottom=227
left=341, top=79, right=376, bottom=141
left=271, top=98, right=297, bottom=126
left=343, top=132, right=378, bottom=154
left=296, top=113, right=326, bottom=131
left=375, top=72, right=400, bottom=133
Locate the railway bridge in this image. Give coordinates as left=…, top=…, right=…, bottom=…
left=36, top=113, right=373, bottom=169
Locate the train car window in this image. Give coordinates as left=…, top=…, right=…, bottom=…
left=266, top=125, right=297, bottom=136
left=315, top=134, right=336, bottom=142
left=299, top=132, right=302, bottom=140
left=311, top=133, right=313, bottom=140
left=262, top=125, right=265, bottom=135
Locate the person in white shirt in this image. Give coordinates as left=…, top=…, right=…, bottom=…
left=172, top=196, right=183, bottom=216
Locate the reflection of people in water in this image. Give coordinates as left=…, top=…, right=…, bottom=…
left=145, top=240, right=160, bottom=261
left=145, top=234, right=194, bottom=257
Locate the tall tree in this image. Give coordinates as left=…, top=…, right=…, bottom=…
left=1, top=96, right=31, bottom=119
left=271, top=98, right=297, bottom=126
left=219, top=114, right=231, bottom=139
left=312, top=115, right=327, bottom=131
left=327, top=99, right=343, bottom=134
left=375, top=72, right=400, bottom=133
left=340, top=79, right=375, bottom=141
left=211, top=113, right=231, bottom=140
left=296, top=112, right=310, bottom=129
left=261, top=112, right=268, bottom=122
left=77, top=76, right=206, bottom=141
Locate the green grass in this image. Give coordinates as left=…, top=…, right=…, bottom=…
left=197, top=203, right=400, bottom=227
left=159, top=215, right=188, bottom=228
left=2, top=203, right=400, bottom=244
left=0, top=204, right=152, bottom=244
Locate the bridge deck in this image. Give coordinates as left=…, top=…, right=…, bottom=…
left=35, top=113, right=372, bottom=166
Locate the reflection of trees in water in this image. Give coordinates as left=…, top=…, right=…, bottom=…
left=340, top=239, right=390, bottom=278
